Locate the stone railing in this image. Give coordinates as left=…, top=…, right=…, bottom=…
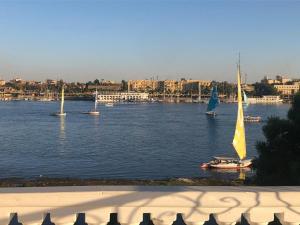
left=1, top=186, right=300, bottom=225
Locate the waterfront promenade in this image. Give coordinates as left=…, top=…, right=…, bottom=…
left=1, top=186, right=300, bottom=225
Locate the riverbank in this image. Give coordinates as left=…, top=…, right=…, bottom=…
left=0, top=177, right=249, bottom=187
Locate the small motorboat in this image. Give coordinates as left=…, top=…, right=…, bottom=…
left=244, top=116, right=261, bottom=122
left=82, top=111, right=100, bottom=116
left=205, top=111, right=216, bottom=117
left=105, top=103, right=114, bottom=107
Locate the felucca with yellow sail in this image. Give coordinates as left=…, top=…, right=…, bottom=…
left=201, top=62, right=252, bottom=169
left=52, top=84, right=67, bottom=116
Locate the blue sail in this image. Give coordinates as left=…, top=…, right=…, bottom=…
left=207, top=86, right=219, bottom=112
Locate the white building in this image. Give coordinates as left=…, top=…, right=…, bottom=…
left=98, top=92, right=149, bottom=102
left=248, top=95, right=283, bottom=104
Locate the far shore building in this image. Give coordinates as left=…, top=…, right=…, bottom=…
left=128, top=80, right=159, bottom=92
left=46, top=79, right=58, bottom=85
left=0, top=80, right=5, bottom=86
left=128, top=79, right=211, bottom=93
left=248, top=95, right=283, bottom=104
left=97, top=92, right=149, bottom=102
left=262, top=75, right=293, bottom=85
left=87, top=82, right=122, bottom=92
left=274, top=84, right=300, bottom=96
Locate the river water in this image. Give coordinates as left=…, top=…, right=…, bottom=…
left=0, top=101, right=289, bottom=180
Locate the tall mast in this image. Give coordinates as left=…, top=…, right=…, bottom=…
left=198, top=82, right=201, bottom=102
left=163, top=81, right=166, bottom=101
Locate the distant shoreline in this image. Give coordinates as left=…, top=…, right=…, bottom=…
left=0, top=177, right=250, bottom=187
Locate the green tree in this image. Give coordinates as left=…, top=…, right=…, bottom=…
left=121, top=80, right=128, bottom=91
left=254, top=92, right=300, bottom=185
left=252, top=82, right=278, bottom=96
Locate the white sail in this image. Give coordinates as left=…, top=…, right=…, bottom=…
left=60, top=85, right=65, bottom=114
left=94, top=89, right=98, bottom=112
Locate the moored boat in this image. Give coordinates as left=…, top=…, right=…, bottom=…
left=105, top=103, right=114, bottom=107
left=244, top=116, right=261, bottom=122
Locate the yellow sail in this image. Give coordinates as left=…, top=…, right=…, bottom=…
left=60, top=85, right=65, bottom=114
left=232, top=64, right=247, bottom=160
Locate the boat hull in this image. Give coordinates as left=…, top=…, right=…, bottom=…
left=205, top=111, right=216, bottom=116
left=87, top=111, right=100, bottom=115
left=244, top=116, right=261, bottom=122
left=52, top=112, right=66, bottom=117
left=201, top=158, right=252, bottom=169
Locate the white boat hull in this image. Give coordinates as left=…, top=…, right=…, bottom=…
left=201, top=157, right=252, bottom=169
left=244, top=116, right=261, bottom=122
left=52, top=112, right=66, bottom=116
left=87, top=111, right=100, bottom=115
left=205, top=111, right=216, bottom=116
left=209, top=160, right=252, bottom=169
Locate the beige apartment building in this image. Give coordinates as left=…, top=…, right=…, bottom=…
left=274, top=84, right=300, bottom=95
left=128, top=79, right=211, bottom=93
left=179, top=80, right=211, bottom=93
left=128, top=80, right=159, bottom=92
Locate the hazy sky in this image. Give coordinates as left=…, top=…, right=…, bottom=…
left=0, top=0, right=300, bottom=83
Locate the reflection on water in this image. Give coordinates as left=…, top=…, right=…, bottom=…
left=206, top=116, right=218, bottom=156
left=59, top=117, right=66, bottom=141
left=202, top=167, right=252, bottom=180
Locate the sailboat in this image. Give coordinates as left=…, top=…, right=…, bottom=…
left=201, top=63, right=252, bottom=169
left=243, top=90, right=261, bottom=122
left=52, top=85, right=66, bottom=116
left=85, top=89, right=100, bottom=115
left=205, top=86, right=219, bottom=116
left=243, top=91, right=249, bottom=106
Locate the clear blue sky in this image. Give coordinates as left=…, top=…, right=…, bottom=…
left=0, top=0, right=300, bottom=82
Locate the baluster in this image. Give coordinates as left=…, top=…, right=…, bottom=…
left=243, top=211, right=274, bottom=225
left=213, top=210, right=244, bottom=225
left=50, top=211, right=77, bottom=225
left=181, top=211, right=209, bottom=225
left=276, top=212, right=300, bottom=225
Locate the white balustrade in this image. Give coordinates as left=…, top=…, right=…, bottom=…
left=0, top=186, right=299, bottom=225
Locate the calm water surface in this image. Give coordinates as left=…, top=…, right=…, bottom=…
left=0, top=101, right=289, bottom=179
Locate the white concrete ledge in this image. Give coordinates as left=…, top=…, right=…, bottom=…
left=0, top=186, right=300, bottom=225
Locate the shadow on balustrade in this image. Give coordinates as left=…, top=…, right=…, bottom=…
left=4, top=187, right=300, bottom=225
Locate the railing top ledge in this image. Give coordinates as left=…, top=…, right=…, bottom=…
left=0, top=186, right=300, bottom=193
